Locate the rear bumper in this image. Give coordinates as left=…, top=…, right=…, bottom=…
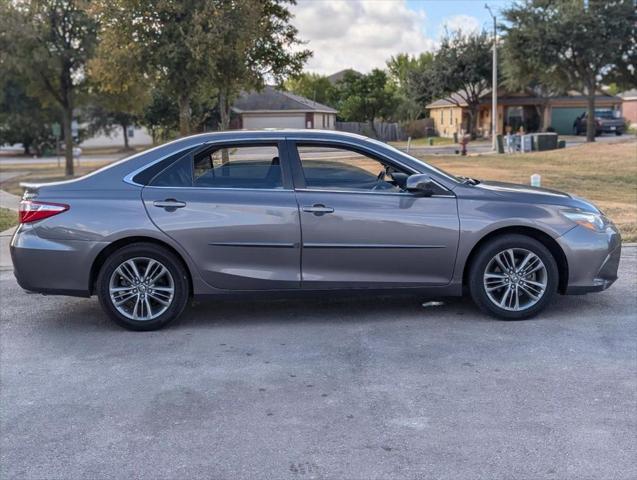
left=10, top=225, right=106, bottom=297
left=558, top=224, right=621, bottom=295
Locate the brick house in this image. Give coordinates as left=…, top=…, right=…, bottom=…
left=426, top=90, right=622, bottom=137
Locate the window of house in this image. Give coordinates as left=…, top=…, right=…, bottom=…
left=295, top=144, right=410, bottom=193
left=192, top=144, right=283, bottom=189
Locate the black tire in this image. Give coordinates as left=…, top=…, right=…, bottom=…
left=97, top=242, right=190, bottom=331
left=615, top=131, right=622, bottom=136
left=468, top=234, right=559, bottom=320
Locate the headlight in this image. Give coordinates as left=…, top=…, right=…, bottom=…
left=561, top=209, right=608, bottom=232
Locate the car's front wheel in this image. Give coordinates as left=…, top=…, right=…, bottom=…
left=97, top=243, right=190, bottom=330
left=468, top=235, right=558, bottom=320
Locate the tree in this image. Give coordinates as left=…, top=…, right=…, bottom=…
left=0, top=0, right=98, bottom=175
left=501, top=37, right=568, bottom=132
left=386, top=52, right=434, bottom=121
left=425, top=31, right=492, bottom=138
left=336, top=70, right=399, bottom=137
left=92, top=0, right=217, bottom=137
left=502, top=0, right=636, bottom=142
left=0, top=70, right=58, bottom=156
left=93, top=0, right=309, bottom=135
left=285, top=73, right=338, bottom=107
left=206, top=0, right=311, bottom=130
left=85, top=100, right=138, bottom=151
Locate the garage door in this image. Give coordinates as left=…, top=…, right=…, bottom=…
left=550, top=107, right=586, bottom=135
left=243, top=114, right=306, bottom=130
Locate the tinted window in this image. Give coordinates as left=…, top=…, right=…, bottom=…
left=151, top=156, right=193, bottom=187
left=133, top=147, right=196, bottom=185
left=296, top=145, right=409, bottom=192
left=193, top=145, right=282, bottom=189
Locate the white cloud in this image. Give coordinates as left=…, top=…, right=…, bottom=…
left=291, top=0, right=437, bottom=75
left=440, top=14, right=482, bottom=36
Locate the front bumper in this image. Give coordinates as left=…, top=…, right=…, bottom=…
left=557, top=224, right=622, bottom=295
left=10, top=224, right=106, bottom=297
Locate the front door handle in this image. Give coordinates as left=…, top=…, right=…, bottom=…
left=302, top=204, right=334, bottom=216
left=153, top=199, right=187, bottom=210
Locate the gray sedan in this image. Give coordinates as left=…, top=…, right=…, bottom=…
left=11, top=130, right=621, bottom=330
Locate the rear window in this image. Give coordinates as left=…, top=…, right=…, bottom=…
left=132, top=147, right=196, bottom=185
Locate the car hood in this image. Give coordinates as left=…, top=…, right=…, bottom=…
left=468, top=181, right=601, bottom=213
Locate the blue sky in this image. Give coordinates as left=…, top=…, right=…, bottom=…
left=407, top=0, right=511, bottom=37
left=292, top=0, right=513, bottom=74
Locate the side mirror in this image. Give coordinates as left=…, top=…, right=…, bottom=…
left=406, top=174, right=436, bottom=197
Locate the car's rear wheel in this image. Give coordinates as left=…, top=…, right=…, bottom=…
left=468, top=235, right=558, bottom=320
left=97, top=243, right=189, bottom=331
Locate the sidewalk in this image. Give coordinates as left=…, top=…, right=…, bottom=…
left=0, top=189, right=21, bottom=211
left=0, top=226, right=16, bottom=271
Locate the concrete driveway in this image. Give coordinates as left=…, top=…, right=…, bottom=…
left=1, top=249, right=635, bottom=480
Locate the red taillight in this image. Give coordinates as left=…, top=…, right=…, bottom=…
left=19, top=200, right=69, bottom=224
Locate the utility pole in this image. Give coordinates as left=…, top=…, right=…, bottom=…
left=485, top=4, right=498, bottom=151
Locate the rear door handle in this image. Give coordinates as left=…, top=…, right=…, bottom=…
left=302, top=204, right=334, bottom=215
left=153, top=199, right=187, bottom=210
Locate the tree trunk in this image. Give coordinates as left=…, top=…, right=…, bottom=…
left=368, top=119, right=379, bottom=138
left=218, top=91, right=231, bottom=131
left=535, top=105, right=545, bottom=132
left=178, top=95, right=191, bottom=137
left=62, top=107, right=74, bottom=176
left=122, top=123, right=130, bottom=150
left=586, top=88, right=596, bottom=142
left=468, top=106, right=479, bottom=140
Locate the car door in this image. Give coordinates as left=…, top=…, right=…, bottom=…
left=142, top=140, right=301, bottom=290
left=289, top=140, right=459, bottom=288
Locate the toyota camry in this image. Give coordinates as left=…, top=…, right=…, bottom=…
left=11, top=130, right=621, bottom=330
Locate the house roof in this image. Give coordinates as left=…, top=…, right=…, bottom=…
left=426, top=91, right=475, bottom=108
left=426, top=89, right=622, bottom=109
left=232, top=86, right=337, bottom=114
left=326, top=69, right=361, bottom=84
left=618, top=89, right=637, bottom=100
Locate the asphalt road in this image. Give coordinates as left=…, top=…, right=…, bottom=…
left=1, top=249, right=636, bottom=480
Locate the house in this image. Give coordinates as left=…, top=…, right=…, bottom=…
left=326, top=69, right=360, bottom=85
left=231, top=86, right=337, bottom=130
left=426, top=90, right=622, bottom=137
left=618, top=89, right=637, bottom=126
left=80, top=125, right=153, bottom=149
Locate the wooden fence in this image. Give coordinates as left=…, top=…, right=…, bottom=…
left=335, top=118, right=435, bottom=142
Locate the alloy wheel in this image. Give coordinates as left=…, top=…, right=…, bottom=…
left=109, top=257, right=174, bottom=321
left=483, top=248, right=548, bottom=312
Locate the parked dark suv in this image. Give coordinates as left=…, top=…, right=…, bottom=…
left=573, top=109, right=625, bottom=136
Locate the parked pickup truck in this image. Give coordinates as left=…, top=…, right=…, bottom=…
left=573, top=109, right=625, bottom=136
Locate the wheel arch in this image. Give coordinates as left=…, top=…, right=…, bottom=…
left=89, top=236, right=193, bottom=296
left=462, top=226, right=569, bottom=294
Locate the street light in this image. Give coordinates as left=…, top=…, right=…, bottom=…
left=485, top=4, right=498, bottom=151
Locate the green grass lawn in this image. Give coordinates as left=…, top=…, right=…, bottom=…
left=0, top=207, right=18, bottom=232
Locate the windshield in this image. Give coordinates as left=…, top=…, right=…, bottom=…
left=595, top=110, right=616, bottom=119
